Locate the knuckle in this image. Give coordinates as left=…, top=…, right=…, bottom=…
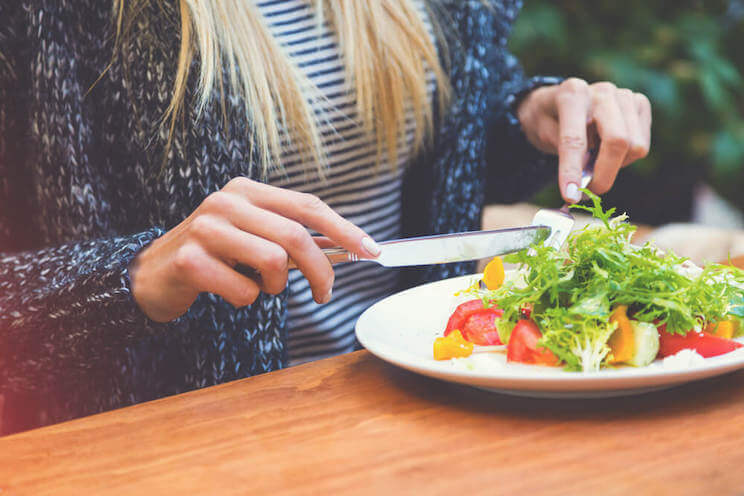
left=639, top=144, right=650, bottom=159
left=225, top=176, right=253, bottom=191
left=592, top=81, right=617, bottom=95
left=315, top=274, right=335, bottom=300
left=634, top=92, right=651, bottom=108
left=202, top=191, right=232, bottom=212
left=262, top=281, right=286, bottom=296
left=559, top=134, right=588, bottom=151
left=591, top=83, right=617, bottom=103
left=189, top=214, right=216, bottom=238
left=632, top=142, right=650, bottom=160
left=635, top=93, right=653, bottom=120
left=261, top=246, right=289, bottom=275
left=232, top=283, right=259, bottom=307
left=283, top=222, right=311, bottom=250
left=299, top=192, right=326, bottom=212
left=536, top=127, right=554, bottom=147
left=605, top=134, right=630, bottom=153
left=173, top=244, right=203, bottom=273
left=617, top=88, right=634, bottom=101
left=560, top=77, right=589, bottom=95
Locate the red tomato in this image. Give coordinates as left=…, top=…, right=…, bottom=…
left=444, top=299, right=503, bottom=346
left=461, top=309, right=503, bottom=345
left=658, top=326, right=742, bottom=358
left=445, top=300, right=487, bottom=334
left=507, top=319, right=560, bottom=366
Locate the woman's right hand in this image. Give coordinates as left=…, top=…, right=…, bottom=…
left=129, top=177, right=381, bottom=323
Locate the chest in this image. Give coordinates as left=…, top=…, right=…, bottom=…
left=20, top=1, right=498, bottom=242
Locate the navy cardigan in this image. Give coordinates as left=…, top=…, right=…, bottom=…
left=0, top=0, right=557, bottom=432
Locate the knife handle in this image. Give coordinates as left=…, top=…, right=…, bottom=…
left=236, top=248, right=362, bottom=279
left=287, top=248, right=359, bottom=269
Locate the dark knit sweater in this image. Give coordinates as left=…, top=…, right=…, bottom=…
left=0, top=0, right=558, bottom=432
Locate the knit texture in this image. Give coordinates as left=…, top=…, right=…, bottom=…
left=0, top=0, right=557, bottom=432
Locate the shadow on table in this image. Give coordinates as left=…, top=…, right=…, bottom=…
left=375, top=361, right=744, bottom=422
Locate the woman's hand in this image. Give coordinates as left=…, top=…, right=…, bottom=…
left=517, top=78, right=652, bottom=203
left=129, top=177, right=381, bottom=322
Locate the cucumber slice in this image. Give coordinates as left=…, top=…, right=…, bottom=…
left=627, top=321, right=660, bottom=367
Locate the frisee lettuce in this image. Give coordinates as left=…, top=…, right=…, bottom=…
left=470, top=190, right=744, bottom=372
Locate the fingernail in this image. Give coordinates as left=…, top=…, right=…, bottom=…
left=320, top=288, right=332, bottom=304
left=361, top=236, right=381, bottom=257
left=565, top=183, right=581, bottom=203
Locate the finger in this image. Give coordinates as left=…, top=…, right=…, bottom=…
left=534, top=117, right=560, bottom=155
left=635, top=92, right=652, bottom=155
left=223, top=178, right=381, bottom=259
left=202, top=192, right=334, bottom=303
left=590, top=83, right=631, bottom=194
left=555, top=78, right=591, bottom=203
left=313, top=236, right=338, bottom=249
left=517, top=86, right=558, bottom=154
left=175, top=243, right=261, bottom=308
left=189, top=215, right=289, bottom=295
left=616, top=89, right=648, bottom=165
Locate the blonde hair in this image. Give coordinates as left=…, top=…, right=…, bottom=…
left=112, top=0, right=450, bottom=177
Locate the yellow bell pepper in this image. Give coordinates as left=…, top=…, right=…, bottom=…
left=433, top=330, right=474, bottom=360
left=608, top=305, right=635, bottom=364
left=704, top=319, right=739, bottom=339
left=483, top=256, right=505, bottom=290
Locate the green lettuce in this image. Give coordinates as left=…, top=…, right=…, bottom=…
left=468, top=190, right=744, bottom=371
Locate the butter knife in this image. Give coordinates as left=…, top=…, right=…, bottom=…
left=288, top=226, right=550, bottom=269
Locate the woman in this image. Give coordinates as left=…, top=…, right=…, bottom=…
left=0, top=0, right=651, bottom=433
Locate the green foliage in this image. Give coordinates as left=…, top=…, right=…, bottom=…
left=511, top=1, right=744, bottom=211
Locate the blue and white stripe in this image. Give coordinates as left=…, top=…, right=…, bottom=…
left=259, top=0, right=435, bottom=364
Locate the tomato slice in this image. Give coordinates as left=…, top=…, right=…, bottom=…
left=658, top=326, right=742, bottom=358
left=445, top=300, right=487, bottom=335
left=444, top=299, right=503, bottom=345
left=507, top=319, right=560, bottom=366
left=461, top=309, right=503, bottom=345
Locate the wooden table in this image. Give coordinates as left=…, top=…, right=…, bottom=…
left=3, top=350, right=744, bottom=495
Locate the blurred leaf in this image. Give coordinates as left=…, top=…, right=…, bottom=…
left=509, top=4, right=568, bottom=49
left=712, top=126, right=744, bottom=174
left=711, top=57, right=743, bottom=87
left=699, top=70, right=730, bottom=111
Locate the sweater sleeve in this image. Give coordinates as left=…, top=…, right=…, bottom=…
left=0, top=231, right=170, bottom=394
left=483, top=0, right=562, bottom=204
left=0, top=5, right=170, bottom=394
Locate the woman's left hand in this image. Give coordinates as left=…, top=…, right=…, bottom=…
left=517, top=78, right=652, bottom=203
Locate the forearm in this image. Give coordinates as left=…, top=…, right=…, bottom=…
left=0, top=228, right=170, bottom=394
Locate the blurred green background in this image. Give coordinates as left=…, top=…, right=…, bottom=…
left=511, top=0, right=744, bottom=225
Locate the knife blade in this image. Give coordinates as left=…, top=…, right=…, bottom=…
left=288, top=226, right=550, bottom=268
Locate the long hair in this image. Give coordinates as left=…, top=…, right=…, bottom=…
left=111, top=0, right=451, bottom=177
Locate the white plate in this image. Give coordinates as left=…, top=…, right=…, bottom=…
left=356, top=273, right=744, bottom=398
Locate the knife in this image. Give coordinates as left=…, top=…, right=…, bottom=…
left=288, top=225, right=550, bottom=269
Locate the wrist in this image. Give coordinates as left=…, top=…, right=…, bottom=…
left=128, top=237, right=184, bottom=323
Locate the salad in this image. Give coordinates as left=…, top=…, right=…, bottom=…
left=433, top=191, right=744, bottom=371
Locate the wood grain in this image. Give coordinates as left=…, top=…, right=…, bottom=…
left=2, top=350, right=744, bottom=495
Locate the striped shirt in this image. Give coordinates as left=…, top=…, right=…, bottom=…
left=259, top=0, right=435, bottom=365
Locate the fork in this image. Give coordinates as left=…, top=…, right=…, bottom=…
left=531, top=151, right=596, bottom=250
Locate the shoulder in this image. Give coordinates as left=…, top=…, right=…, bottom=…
left=0, top=1, right=126, bottom=86
left=0, top=3, right=24, bottom=83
